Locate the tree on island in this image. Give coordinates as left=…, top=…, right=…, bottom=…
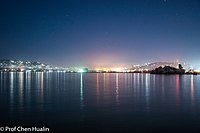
left=179, top=64, right=183, bottom=69
left=151, top=64, right=185, bottom=74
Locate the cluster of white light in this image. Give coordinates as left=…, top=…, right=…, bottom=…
left=78, top=69, right=85, bottom=73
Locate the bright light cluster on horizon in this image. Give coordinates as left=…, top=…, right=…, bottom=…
left=96, top=67, right=127, bottom=72
left=1, top=59, right=200, bottom=73
left=78, top=69, right=85, bottom=73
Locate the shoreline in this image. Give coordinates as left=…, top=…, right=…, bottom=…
left=0, top=71, right=199, bottom=75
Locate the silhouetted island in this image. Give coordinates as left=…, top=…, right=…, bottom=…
left=150, top=64, right=185, bottom=74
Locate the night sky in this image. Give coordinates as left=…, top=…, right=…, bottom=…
left=0, top=0, right=200, bottom=68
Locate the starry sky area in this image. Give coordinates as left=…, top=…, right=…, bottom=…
left=0, top=0, right=200, bottom=68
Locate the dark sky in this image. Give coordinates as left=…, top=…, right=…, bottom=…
left=0, top=0, right=200, bottom=68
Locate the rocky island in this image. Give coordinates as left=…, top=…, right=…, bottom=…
left=151, top=64, right=198, bottom=75
left=151, top=64, right=186, bottom=74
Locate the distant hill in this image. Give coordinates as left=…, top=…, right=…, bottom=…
left=130, top=62, right=179, bottom=72
left=0, top=59, right=51, bottom=72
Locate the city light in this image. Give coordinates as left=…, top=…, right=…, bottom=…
left=0, top=59, right=199, bottom=74
left=78, top=69, right=85, bottom=73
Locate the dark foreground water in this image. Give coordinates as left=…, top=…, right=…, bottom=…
left=0, top=72, right=200, bottom=132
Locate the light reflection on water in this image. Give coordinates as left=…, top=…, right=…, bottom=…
left=9, top=72, right=14, bottom=114
left=96, top=73, right=99, bottom=104
left=115, top=73, right=119, bottom=105
left=80, top=73, right=84, bottom=110
left=176, top=75, right=180, bottom=111
left=145, top=74, right=150, bottom=112
left=18, top=72, right=24, bottom=112
left=0, top=72, right=200, bottom=132
left=191, top=75, right=195, bottom=112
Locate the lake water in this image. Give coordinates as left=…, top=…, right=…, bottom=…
left=0, top=72, right=200, bottom=132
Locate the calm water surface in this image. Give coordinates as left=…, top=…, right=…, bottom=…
left=0, top=72, right=200, bottom=132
